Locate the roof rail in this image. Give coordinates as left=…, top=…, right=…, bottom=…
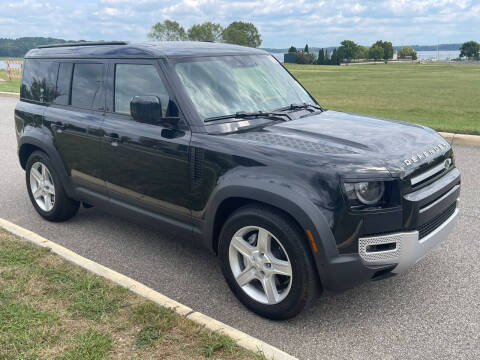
left=37, top=41, right=128, bottom=49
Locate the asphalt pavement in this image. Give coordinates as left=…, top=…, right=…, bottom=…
left=1, top=95, right=479, bottom=359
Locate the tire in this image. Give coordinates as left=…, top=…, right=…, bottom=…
left=26, top=151, right=80, bottom=222
left=219, top=204, right=319, bottom=320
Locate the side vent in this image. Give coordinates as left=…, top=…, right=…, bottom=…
left=189, top=147, right=204, bottom=188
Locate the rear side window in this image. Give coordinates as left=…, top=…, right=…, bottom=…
left=53, top=62, right=73, bottom=105
left=20, top=59, right=59, bottom=103
left=71, top=63, right=103, bottom=109
left=114, top=64, right=170, bottom=115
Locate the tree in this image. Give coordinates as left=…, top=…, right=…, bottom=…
left=368, top=45, right=384, bottom=61
left=317, top=48, right=325, bottom=65
left=338, top=40, right=359, bottom=61
left=336, top=47, right=344, bottom=63
left=148, top=20, right=187, bottom=41
left=372, top=40, right=394, bottom=61
left=397, top=46, right=418, bottom=60
left=222, top=21, right=262, bottom=48
left=357, top=45, right=369, bottom=60
left=460, top=41, right=480, bottom=60
left=187, top=22, right=223, bottom=42
left=304, top=44, right=309, bottom=53
left=288, top=46, right=297, bottom=53
left=330, top=48, right=339, bottom=65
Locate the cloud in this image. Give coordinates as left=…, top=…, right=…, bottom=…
left=1, top=0, right=479, bottom=47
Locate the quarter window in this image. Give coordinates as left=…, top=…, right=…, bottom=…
left=20, top=59, right=59, bottom=103
left=71, top=63, right=103, bottom=109
left=114, top=64, right=170, bottom=116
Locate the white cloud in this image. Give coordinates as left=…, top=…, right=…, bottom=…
left=1, top=0, right=479, bottom=47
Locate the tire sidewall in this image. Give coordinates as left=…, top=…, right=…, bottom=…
left=219, top=208, right=313, bottom=319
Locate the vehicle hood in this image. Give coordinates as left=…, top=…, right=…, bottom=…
left=228, top=110, right=452, bottom=179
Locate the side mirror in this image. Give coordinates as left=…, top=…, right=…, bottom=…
left=130, top=96, right=180, bottom=128
left=130, top=96, right=162, bottom=124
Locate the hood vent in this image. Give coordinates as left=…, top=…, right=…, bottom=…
left=234, top=133, right=354, bottom=154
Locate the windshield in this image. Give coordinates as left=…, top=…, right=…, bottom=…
left=174, top=55, right=316, bottom=120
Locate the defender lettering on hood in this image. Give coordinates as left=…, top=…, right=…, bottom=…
left=403, top=143, right=449, bottom=166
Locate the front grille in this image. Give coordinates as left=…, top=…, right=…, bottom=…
left=410, top=159, right=450, bottom=188
left=418, top=202, right=456, bottom=239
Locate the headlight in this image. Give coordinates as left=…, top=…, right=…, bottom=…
left=354, top=182, right=385, bottom=205
left=344, top=181, right=386, bottom=206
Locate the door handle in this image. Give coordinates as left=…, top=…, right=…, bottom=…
left=51, top=122, right=66, bottom=133
left=104, top=133, right=120, bottom=147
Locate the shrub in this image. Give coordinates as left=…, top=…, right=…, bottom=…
left=296, top=51, right=315, bottom=64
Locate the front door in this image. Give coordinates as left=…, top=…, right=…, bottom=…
left=102, top=60, right=192, bottom=232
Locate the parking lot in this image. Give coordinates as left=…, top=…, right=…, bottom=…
left=1, top=95, right=479, bottom=359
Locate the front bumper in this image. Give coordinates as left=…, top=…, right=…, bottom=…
left=318, top=167, right=460, bottom=293
left=358, top=207, right=459, bottom=273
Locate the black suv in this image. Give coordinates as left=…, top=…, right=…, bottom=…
left=15, top=41, right=460, bottom=319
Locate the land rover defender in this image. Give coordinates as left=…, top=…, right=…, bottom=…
left=15, top=41, right=460, bottom=319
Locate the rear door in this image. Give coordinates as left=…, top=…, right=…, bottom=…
left=102, top=60, right=192, bottom=233
left=44, top=61, right=108, bottom=200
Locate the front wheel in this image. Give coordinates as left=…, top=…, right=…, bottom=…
left=219, top=204, right=318, bottom=320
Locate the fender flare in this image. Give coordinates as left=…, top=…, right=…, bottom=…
left=18, top=131, right=75, bottom=198
left=202, top=179, right=340, bottom=282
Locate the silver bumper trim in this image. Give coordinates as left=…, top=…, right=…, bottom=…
left=358, top=208, right=459, bottom=273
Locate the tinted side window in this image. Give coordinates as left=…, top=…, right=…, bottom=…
left=114, top=64, right=170, bottom=116
left=53, top=62, right=73, bottom=105
left=71, top=63, right=103, bottom=109
left=20, top=59, right=59, bottom=103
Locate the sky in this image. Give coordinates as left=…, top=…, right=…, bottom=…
left=1, top=0, right=479, bottom=48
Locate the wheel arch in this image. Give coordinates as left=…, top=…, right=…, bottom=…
left=18, top=134, right=74, bottom=198
left=203, top=182, right=339, bottom=284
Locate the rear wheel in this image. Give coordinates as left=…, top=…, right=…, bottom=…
left=219, top=204, right=318, bottom=319
left=26, top=151, right=80, bottom=222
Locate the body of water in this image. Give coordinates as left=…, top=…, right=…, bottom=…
left=415, top=50, right=460, bottom=60
left=270, top=50, right=461, bottom=62
left=0, top=61, right=21, bottom=70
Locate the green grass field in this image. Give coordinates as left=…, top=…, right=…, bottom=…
left=0, top=69, right=21, bottom=93
left=285, top=63, right=480, bottom=135
left=0, top=230, right=265, bottom=360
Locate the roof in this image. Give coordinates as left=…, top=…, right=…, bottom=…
left=25, top=41, right=267, bottom=59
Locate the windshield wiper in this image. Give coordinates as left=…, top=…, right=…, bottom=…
left=204, top=110, right=292, bottom=123
left=275, top=103, right=324, bottom=113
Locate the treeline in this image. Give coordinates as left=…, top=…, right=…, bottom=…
left=264, top=43, right=463, bottom=54
left=0, top=37, right=86, bottom=57
left=286, top=40, right=418, bottom=65
left=148, top=20, right=262, bottom=48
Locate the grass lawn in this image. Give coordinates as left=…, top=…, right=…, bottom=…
left=0, top=230, right=266, bottom=360
left=285, top=63, right=480, bottom=135
left=0, top=69, right=21, bottom=93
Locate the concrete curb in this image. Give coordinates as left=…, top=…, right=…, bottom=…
left=439, top=132, right=480, bottom=147
left=0, top=91, right=19, bottom=98
left=0, top=218, right=297, bottom=360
